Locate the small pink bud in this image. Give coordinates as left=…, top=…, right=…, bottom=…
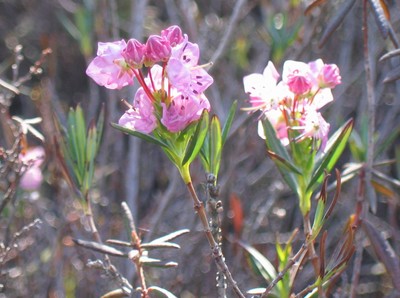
left=122, top=39, right=146, bottom=68
left=145, top=35, right=171, bottom=65
left=161, top=25, right=184, bottom=47
left=319, top=64, right=341, bottom=88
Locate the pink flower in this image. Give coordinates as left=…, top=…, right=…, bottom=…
left=145, top=35, right=172, bottom=65
left=86, top=40, right=135, bottom=89
left=19, top=146, right=45, bottom=191
left=282, top=60, right=313, bottom=95
left=122, top=39, right=146, bottom=69
left=319, top=64, right=341, bottom=88
left=300, top=108, right=330, bottom=150
left=243, top=61, right=281, bottom=110
left=308, top=59, right=341, bottom=88
left=118, top=88, right=157, bottom=134
left=257, top=109, right=289, bottom=146
left=167, top=39, right=213, bottom=95
left=161, top=25, right=184, bottom=47
left=161, top=92, right=210, bottom=132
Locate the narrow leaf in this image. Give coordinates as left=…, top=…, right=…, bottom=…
left=73, top=239, right=126, bottom=257
left=319, top=0, right=357, bottom=47
left=210, top=115, right=222, bottom=176
left=221, top=100, right=237, bottom=145
left=101, top=289, right=128, bottom=298
left=308, top=118, right=353, bottom=191
left=379, top=48, right=400, bottom=62
left=383, top=66, right=400, bottom=83
left=150, top=229, right=190, bottom=243
left=266, top=150, right=302, bottom=175
left=148, top=286, right=178, bottom=298
left=182, top=110, right=209, bottom=166
left=140, top=242, right=180, bottom=250
left=239, top=241, right=277, bottom=283
left=262, top=118, right=298, bottom=192
left=111, top=123, right=169, bottom=148
left=141, top=261, right=178, bottom=268
left=368, top=0, right=389, bottom=38
left=371, top=179, right=395, bottom=199
left=96, top=104, right=105, bottom=153
left=362, top=220, right=400, bottom=291
left=304, top=0, right=327, bottom=16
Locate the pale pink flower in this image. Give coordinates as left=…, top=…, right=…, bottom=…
left=243, top=61, right=281, bottom=110
left=19, top=146, right=45, bottom=191
left=86, top=40, right=135, bottom=89
left=257, top=109, right=289, bottom=146
left=300, top=108, right=330, bottom=150
left=310, top=88, right=334, bottom=110
left=319, top=64, right=341, bottom=88
left=282, top=60, right=313, bottom=95
left=308, top=59, right=341, bottom=88
left=167, top=39, right=213, bottom=95
left=122, top=39, right=146, bottom=69
left=161, top=92, right=210, bottom=132
left=145, top=35, right=171, bottom=65
left=118, top=88, right=157, bottom=134
left=161, top=25, right=184, bottom=47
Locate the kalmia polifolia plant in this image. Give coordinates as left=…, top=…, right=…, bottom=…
left=85, top=25, right=243, bottom=297
left=243, top=60, right=355, bottom=296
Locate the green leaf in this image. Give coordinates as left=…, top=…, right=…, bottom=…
left=95, top=104, right=105, bottom=153
left=148, top=286, right=178, bottom=298
left=111, top=123, right=169, bottom=148
left=307, top=118, right=354, bottom=191
left=221, top=100, right=237, bottom=145
left=239, top=241, right=277, bottom=283
left=262, top=118, right=298, bottom=192
left=266, top=150, right=302, bottom=175
left=182, top=110, right=209, bottom=166
left=210, top=115, right=222, bottom=177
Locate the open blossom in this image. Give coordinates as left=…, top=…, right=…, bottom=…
left=19, top=146, right=45, bottom=191
left=118, top=88, right=157, bottom=134
left=167, top=38, right=213, bottom=95
left=243, top=61, right=282, bottom=110
left=162, top=92, right=210, bottom=132
left=282, top=60, right=313, bottom=95
left=86, top=40, right=135, bottom=89
left=244, top=58, right=341, bottom=149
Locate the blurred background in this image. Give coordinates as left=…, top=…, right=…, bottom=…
left=0, top=0, right=399, bottom=297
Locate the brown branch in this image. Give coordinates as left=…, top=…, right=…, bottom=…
left=186, top=182, right=245, bottom=298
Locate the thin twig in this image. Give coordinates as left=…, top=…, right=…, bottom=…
left=206, top=173, right=226, bottom=298
left=186, top=182, right=245, bottom=298
left=363, top=0, right=376, bottom=214
left=261, top=242, right=308, bottom=297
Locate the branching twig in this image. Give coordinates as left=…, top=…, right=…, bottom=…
left=186, top=182, right=245, bottom=298
left=261, top=242, right=308, bottom=297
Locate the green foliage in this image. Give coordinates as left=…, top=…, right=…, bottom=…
left=200, top=101, right=237, bottom=179
left=60, top=104, right=104, bottom=199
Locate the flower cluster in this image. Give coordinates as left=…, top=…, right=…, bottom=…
left=243, top=59, right=341, bottom=150
left=86, top=25, right=213, bottom=133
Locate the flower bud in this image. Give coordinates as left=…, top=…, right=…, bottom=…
left=145, top=35, right=171, bottom=65
left=122, top=39, right=146, bottom=68
left=319, top=64, right=341, bottom=88
left=161, top=25, right=184, bottom=47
